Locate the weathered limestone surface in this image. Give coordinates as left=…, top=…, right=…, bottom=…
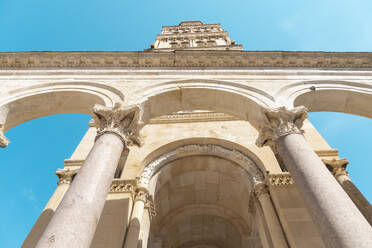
left=35, top=133, right=124, bottom=248
left=257, top=106, right=372, bottom=248
left=324, top=158, right=372, bottom=225
left=35, top=104, right=143, bottom=248
left=254, top=183, right=288, bottom=248
left=2, top=21, right=372, bottom=248
left=124, top=192, right=146, bottom=248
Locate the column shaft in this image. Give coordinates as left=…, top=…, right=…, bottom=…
left=277, top=133, right=372, bottom=248
left=124, top=200, right=145, bottom=248
left=335, top=174, right=372, bottom=225
left=257, top=193, right=288, bottom=248
left=22, top=183, right=70, bottom=248
left=36, top=133, right=124, bottom=248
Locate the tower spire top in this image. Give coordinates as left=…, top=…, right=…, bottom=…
left=147, top=20, right=242, bottom=51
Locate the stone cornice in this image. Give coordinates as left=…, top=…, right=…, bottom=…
left=64, top=159, right=84, bottom=167
left=1, top=51, right=372, bottom=69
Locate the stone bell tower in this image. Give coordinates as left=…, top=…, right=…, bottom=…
left=147, top=21, right=242, bottom=51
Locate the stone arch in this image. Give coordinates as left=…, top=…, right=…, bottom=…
left=134, top=79, right=275, bottom=126
left=138, top=139, right=265, bottom=191
left=155, top=204, right=251, bottom=236
left=0, top=81, right=124, bottom=146
left=277, top=80, right=372, bottom=118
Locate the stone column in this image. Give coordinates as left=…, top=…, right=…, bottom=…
left=124, top=188, right=149, bottom=248
left=323, top=158, right=372, bottom=225
left=36, top=103, right=143, bottom=248
left=254, top=183, right=288, bottom=248
left=256, top=106, right=372, bottom=248
left=22, top=169, right=79, bottom=248
left=253, top=199, right=273, bottom=248
left=45, top=169, right=79, bottom=210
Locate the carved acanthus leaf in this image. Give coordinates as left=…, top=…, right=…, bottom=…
left=256, top=106, right=308, bottom=147
left=56, top=168, right=79, bottom=185
left=323, top=158, right=349, bottom=176
left=93, top=103, right=144, bottom=147
left=254, top=182, right=269, bottom=198
left=109, top=180, right=156, bottom=217
left=0, top=131, right=9, bottom=148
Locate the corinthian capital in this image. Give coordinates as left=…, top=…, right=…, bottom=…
left=134, top=187, right=150, bottom=203
left=323, top=158, right=349, bottom=176
left=256, top=106, right=308, bottom=147
left=254, top=182, right=269, bottom=198
left=0, top=131, right=9, bottom=148
left=93, top=103, right=144, bottom=147
left=56, top=168, right=79, bottom=185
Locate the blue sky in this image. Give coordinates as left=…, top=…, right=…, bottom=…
left=1, top=0, right=372, bottom=247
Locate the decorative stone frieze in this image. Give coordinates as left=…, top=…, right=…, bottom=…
left=149, top=111, right=239, bottom=124
left=55, top=168, right=79, bottom=185
left=109, top=179, right=136, bottom=194
left=93, top=103, right=144, bottom=147
left=139, top=144, right=264, bottom=188
left=267, top=173, right=294, bottom=186
left=322, top=158, right=349, bottom=177
left=1, top=51, right=372, bottom=69
left=256, top=106, right=308, bottom=147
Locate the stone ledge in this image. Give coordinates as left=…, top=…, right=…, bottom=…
left=0, top=51, right=371, bottom=69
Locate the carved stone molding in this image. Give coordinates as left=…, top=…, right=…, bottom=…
left=323, top=158, right=349, bottom=177
left=134, top=187, right=150, bottom=202
left=1, top=51, right=372, bottom=69
left=93, top=103, right=144, bottom=147
left=139, top=144, right=265, bottom=189
left=55, top=168, right=79, bottom=185
left=256, top=106, right=308, bottom=147
left=109, top=179, right=156, bottom=217
left=315, top=149, right=339, bottom=157
left=267, top=173, right=294, bottom=186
